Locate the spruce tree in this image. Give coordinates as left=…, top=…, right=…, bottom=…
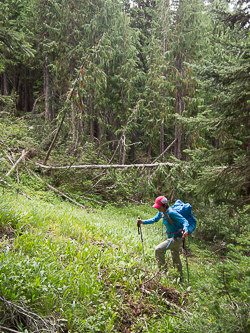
left=186, top=0, right=250, bottom=209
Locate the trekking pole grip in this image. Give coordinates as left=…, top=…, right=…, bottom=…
left=137, top=216, right=141, bottom=234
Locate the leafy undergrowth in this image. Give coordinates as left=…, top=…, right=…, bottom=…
left=0, top=192, right=249, bottom=332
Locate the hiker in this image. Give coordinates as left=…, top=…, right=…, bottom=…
left=137, top=196, right=189, bottom=278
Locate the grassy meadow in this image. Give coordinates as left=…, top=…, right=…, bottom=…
left=0, top=191, right=249, bottom=333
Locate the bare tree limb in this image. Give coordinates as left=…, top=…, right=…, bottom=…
left=31, top=94, right=44, bottom=117
left=152, top=138, right=177, bottom=163
left=84, top=173, right=108, bottom=194
left=0, top=178, right=32, bottom=200
left=109, top=106, right=139, bottom=164
left=26, top=168, right=89, bottom=210
left=5, top=150, right=26, bottom=177
left=0, top=326, right=23, bottom=333
left=11, top=153, right=20, bottom=184
left=45, top=184, right=88, bottom=209
left=5, top=153, right=19, bottom=183
left=43, top=88, right=74, bottom=165
left=35, top=162, right=174, bottom=170
left=0, top=294, right=59, bottom=333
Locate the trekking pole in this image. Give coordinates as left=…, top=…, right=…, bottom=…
left=137, top=216, right=144, bottom=256
left=182, top=236, right=189, bottom=284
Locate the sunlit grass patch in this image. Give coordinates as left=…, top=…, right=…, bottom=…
left=0, top=192, right=249, bottom=332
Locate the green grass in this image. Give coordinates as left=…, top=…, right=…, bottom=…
left=0, top=191, right=249, bottom=332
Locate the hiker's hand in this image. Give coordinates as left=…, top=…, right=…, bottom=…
left=182, top=231, right=188, bottom=238
left=137, top=218, right=143, bottom=227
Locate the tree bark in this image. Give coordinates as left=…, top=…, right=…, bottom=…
left=24, top=68, right=30, bottom=112
left=71, top=102, right=77, bottom=143
left=3, top=71, right=9, bottom=95
left=5, top=150, right=26, bottom=177
left=36, top=162, right=175, bottom=170
left=174, top=51, right=185, bottom=160
left=44, top=54, right=50, bottom=122
left=160, top=122, right=165, bottom=154
left=175, top=91, right=182, bottom=160
left=90, top=91, right=94, bottom=142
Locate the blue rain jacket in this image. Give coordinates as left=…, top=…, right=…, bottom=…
left=142, top=207, right=189, bottom=238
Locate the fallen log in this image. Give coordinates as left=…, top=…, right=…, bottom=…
left=35, top=162, right=174, bottom=170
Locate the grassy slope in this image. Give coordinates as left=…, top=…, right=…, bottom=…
left=0, top=192, right=249, bottom=333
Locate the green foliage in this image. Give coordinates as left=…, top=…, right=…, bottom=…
left=0, top=193, right=249, bottom=332
left=177, top=0, right=250, bottom=211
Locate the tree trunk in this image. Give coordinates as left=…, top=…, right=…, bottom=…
left=3, top=71, right=9, bottom=95
left=24, top=68, right=30, bottom=112
left=70, top=57, right=77, bottom=143
left=148, top=139, right=152, bottom=162
left=161, top=0, right=169, bottom=156
left=174, top=50, right=185, bottom=160
left=175, top=93, right=182, bottom=160
left=90, top=91, right=94, bottom=142
left=44, top=55, right=50, bottom=122
left=121, top=140, right=126, bottom=165
left=71, top=102, right=76, bottom=143
left=160, top=122, right=165, bottom=154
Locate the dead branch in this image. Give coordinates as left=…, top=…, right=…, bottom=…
left=84, top=173, right=108, bottom=194
left=0, top=294, right=60, bottom=333
left=0, top=178, right=32, bottom=200
left=0, top=326, right=22, bottom=333
left=152, top=138, right=177, bottom=163
left=5, top=153, right=19, bottom=184
left=26, top=168, right=89, bottom=210
left=43, top=87, right=74, bottom=165
left=212, top=247, right=227, bottom=254
left=31, top=94, right=44, bottom=117
left=35, top=162, right=174, bottom=170
left=11, top=153, right=20, bottom=184
left=140, top=258, right=170, bottom=287
left=38, top=128, right=58, bottom=148
left=141, top=287, right=193, bottom=316
left=109, top=106, right=139, bottom=164
left=46, top=184, right=88, bottom=209
left=5, top=150, right=26, bottom=177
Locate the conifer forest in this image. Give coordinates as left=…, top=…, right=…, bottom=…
left=0, top=0, right=250, bottom=332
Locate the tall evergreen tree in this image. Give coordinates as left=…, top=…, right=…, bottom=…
left=72, top=0, right=142, bottom=160
left=140, top=0, right=207, bottom=161
left=186, top=0, right=250, bottom=209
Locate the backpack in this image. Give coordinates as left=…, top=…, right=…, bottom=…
left=171, top=199, right=196, bottom=234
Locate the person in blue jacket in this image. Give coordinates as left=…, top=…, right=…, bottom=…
left=137, top=195, right=189, bottom=278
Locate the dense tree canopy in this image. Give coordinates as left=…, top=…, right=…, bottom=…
left=0, top=0, right=249, bottom=210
